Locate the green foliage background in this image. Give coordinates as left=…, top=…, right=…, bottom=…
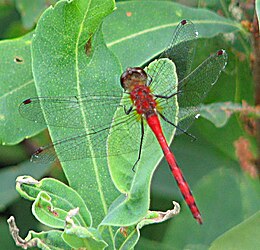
left=0, top=0, right=259, bottom=249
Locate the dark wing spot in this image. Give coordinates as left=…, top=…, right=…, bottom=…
left=217, top=49, right=224, bottom=56
left=23, top=98, right=32, bottom=105
left=181, top=19, right=187, bottom=25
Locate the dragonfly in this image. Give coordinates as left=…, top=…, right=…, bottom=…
left=19, top=20, right=228, bottom=224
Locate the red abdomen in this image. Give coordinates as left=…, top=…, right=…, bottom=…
left=146, top=114, right=203, bottom=224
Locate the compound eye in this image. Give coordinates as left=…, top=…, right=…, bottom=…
left=132, top=67, right=147, bottom=79
left=120, top=67, right=148, bottom=91
left=120, top=72, right=128, bottom=90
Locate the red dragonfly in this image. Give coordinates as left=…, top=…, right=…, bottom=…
left=20, top=20, right=227, bottom=224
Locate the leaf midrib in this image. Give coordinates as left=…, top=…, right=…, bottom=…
left=74, top=0, right=109, bottom=225
left=0, top=79, right=33, bottom=100
left=107, top=20, right=241, bottom=48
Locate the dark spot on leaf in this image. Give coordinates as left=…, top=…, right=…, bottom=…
left=47, top=206, right=59, bottom=217
left=119, top=227, right=128, bottom=237
left=52, top=210, right=59, bottom=217
left=85, top=37, right=92, bottom=56
left=14, top=56, right=24, bottom=64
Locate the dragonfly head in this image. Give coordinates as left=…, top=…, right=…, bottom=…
left=120, top=67, right=148, bottom=92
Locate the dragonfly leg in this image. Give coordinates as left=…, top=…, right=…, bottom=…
left=123, top=105, right=133, bottom=115
left=154, top=90, right=183, bottom=100
left=132, top=118, right=145, bottom=172
left=147, top=74, right=153, bottom=86
left=158, top=111, right=196, bottom=141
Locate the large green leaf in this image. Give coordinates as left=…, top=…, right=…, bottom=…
left=30, top=2, right=120, bottom=248
left=15, top=0, right=58, bottom=29
left=104, top=1, right=242, bottom=69
left=0, top=32, right=45, bottom=145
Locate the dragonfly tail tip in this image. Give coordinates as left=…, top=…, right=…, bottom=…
left=196, top=215, right=203, bottom=225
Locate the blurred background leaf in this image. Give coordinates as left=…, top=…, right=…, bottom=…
left=104, top=1, right=242, bottom=69
left=0, top=160, right=51, bottom=211
left=15, top=0, right=58, bottom=29
left=210, top=211, right=260, bottom=250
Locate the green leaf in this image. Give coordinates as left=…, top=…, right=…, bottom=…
left=15, top=0, right=57, bottom=29
left=27, top=230, right=71, bottom=250
left=103, top=58, right=178, bottom=226
left=136, top=237, right=173, bottom=250
left=104, top=1, right=242, bottom=69
left=0, top=160, right=50, bottom=211
left=0, top=32, right=45, bottom=145
left=62, top=225, right=107, bottom=249
left=28, top=0, right=121, bottom=248
left=114, top=202, right=180, bottom=250
left=8, top=216, right=70, bottom=249
left=114, top=225, right=139, bottom=250
left=199, top=102, right=243, bottom=127
left=30, top=5, right=120, bottom=248
left=33, top=191, right=77, bottom=229
left=210, top=211, right=260, bottom=250
left=16, top=176, right=91, bottom=228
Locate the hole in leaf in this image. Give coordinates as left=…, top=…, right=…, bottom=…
left=14, top=56, right=24, bottom=64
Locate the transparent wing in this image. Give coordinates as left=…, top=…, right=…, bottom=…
left=145, top=58, right=178, bottom=102
left=19, top=92, right=123, bottom=131
left=21, top=92, right=155, bottom=164
left=31, top=110, right=151, bottom=164
left=157, top=50, right=228, bottom=133
left=147, top=19, right=198, bottom=97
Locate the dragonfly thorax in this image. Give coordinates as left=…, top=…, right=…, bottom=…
left=120, top=67, right=148, bottom=92
left=130, top=85, right=157, bottom=118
